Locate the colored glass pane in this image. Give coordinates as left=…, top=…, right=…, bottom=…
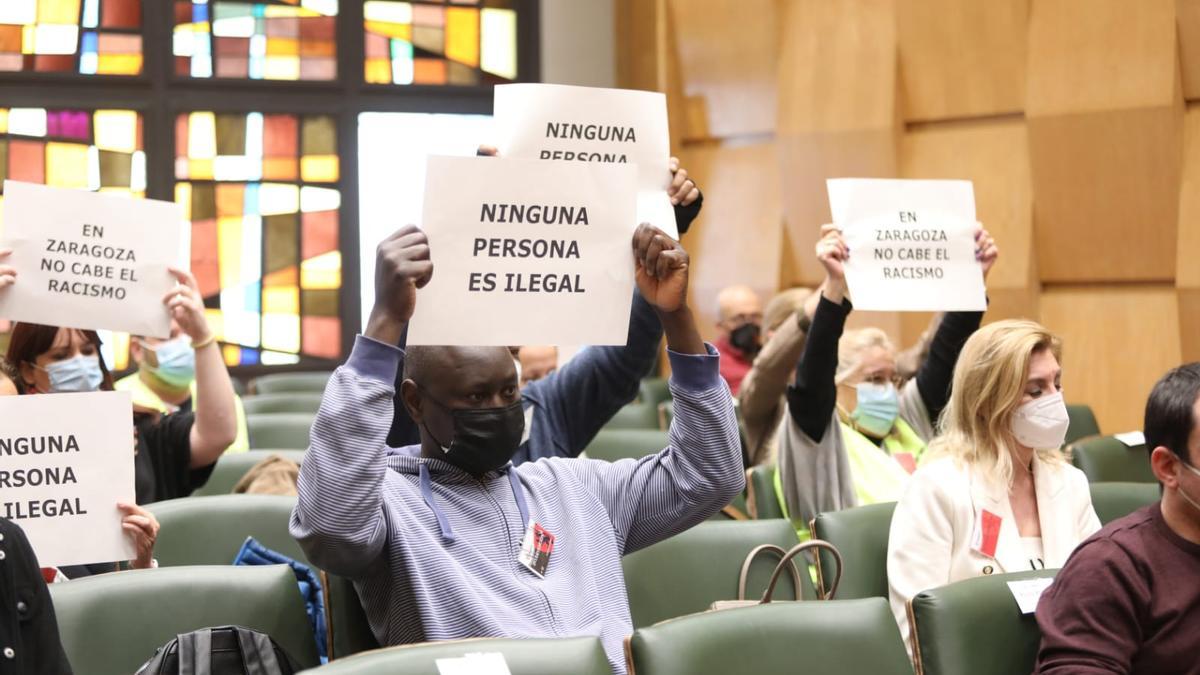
left=0, top=0, right=143, bottom=75
left=174, top=1, right=338, bottom=81
left=178, top=111, right=341, bottom=365
left=362, top=0, right=517, bottom=86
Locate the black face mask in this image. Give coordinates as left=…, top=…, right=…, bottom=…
left=730, top=323, right=762, bottom=356
left=423, top=397, right=526, bottom=475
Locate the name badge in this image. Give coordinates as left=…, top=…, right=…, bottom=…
left=518, top=521, right=555, bottom=578
left=971, top=509, right=1002, bottom=558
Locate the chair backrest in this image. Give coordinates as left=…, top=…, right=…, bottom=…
left=1089, top=481, right=1160, bottom=524
left=51, top=565, right=320, bottom=675
left=909, top=568, right=1057, bottom=675
left=625, top=599, right=912, bottom=675
left=248, top=412, right=315, bottom=450
left=251, top=371, right=332, bottom=394
left=605, top=402, right=662, bottom=430
left=1069, top=435, right=1154, bottom=482
left=242, top=392, right=326, bottom=415
left=148, top=494, right=310, bottom=567
left=304, top=637, right=611, bottom=674
left=810, top=501, right=896, bottom=599
left=191, top=449, right=306, bottom=497
left=621, top=519, right=811, bottom=628
left=745, top=465, right=783, bottom=520
left=1065, top=404, right=1100, bottom=444
left=585, top=428, right=670, bottom=462
left=324, top=573, right=381, bottom=660
left=639, top=377, right=671, bottom=407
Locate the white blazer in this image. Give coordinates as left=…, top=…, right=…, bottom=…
left=886, top=455, right=1101, bottom=655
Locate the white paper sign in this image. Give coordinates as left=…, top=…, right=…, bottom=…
left=493, top=83, right=678, bottom=239
left=1114, top=431, right=1146, bottom=447
left=826, top=178, right=986, bottom=312
left=0, top=391, right=136, bottom=567
left=435, top=652, right=513, bottom=675
left=0, top=181, right=188, bottom=338
left=1007, top=577, right=1055, bottom=614
left=408, top=156, right=637, bottom=346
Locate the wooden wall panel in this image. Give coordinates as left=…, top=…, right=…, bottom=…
left=896, top=0, right=1029, bottom=122
left=1177, top=0, right=1200, bottom=100
left=1177, top=105, right=1200, bottom=289
left=1041, top=286, right=1182, bottom=433
left=776, top=0, right=899, bottom=287
left=1027, top=0, right=1183, bottom=282
left=667, top=0, right=778, bottom=140
left=680, top=142, right=784, bottom=342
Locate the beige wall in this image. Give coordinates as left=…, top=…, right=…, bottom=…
left=617, top=0, right=1199, bottom=433
left=541, top=0, right=616, bottom=87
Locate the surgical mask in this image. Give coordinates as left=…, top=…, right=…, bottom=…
left=37, top=355, right=104, bottom=393
left=424, top=397, right=526, bottom=475
left=850, top=382, right=899, bottom=438
left=140, top=338, right=196, bottom=389
left=1010, top=391, right=1070, bottom=449
left=730, top=323, right=761, bottom=356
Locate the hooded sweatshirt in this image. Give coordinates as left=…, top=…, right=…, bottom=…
left=290, top=335, right=744, bottom=674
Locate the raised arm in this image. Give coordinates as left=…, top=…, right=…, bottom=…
left=739, top=305, right=812, bottom=465
left=913, top=227, right=997, bottom=422
left=291, top=226, right=431, bottom=577
left=786, top=226, right=851, bottom=443
left=168, top=268, right=238, bottom=469
left=561, top=226, right=742, bottom=552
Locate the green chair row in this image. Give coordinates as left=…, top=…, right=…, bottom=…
left=192, top=449, right=306, bottom=497
left=243, top=392, right=325, bottom=415
left=250, top=371, right=332, bottom=395
left=1065, top=404, right=1101, bottom=445
left=50, top=565, right=321, bottom=675
left=1069, top=434, right=1155, bottom=483
left=247, top=412, right=314, bottom=450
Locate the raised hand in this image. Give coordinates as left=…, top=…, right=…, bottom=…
left=633, top=223, right=689, bottom=314
left=118, top=501, right=160, bottom=570
left=668, top=157, right=700, bottom=207
left=164, top=268, right=211, bottom=343
left=0, top=249, right=15, bottom=289
left=368, top=225, right=433, bottom=344
left=975, top=225, right=999, bottom=280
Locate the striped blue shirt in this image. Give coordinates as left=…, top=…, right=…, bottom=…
left=290, top=335, right=744, bottom=674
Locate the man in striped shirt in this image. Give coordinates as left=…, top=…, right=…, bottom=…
left=291, top=223, right=744, bottom=674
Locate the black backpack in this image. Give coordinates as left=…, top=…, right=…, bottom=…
left=136, top=626, right=300, bottom=675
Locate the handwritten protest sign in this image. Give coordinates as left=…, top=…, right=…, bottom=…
left=492, top=83, right=678, bottom=239
left=408, top=156, right=637, bottom=346
left=0, top=181, right=188, bottom=338
left=826, top=178, right=986, bottom=312
left=0, top=391, right=136, bottom=567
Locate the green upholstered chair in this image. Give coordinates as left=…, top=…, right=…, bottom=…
left=621, top=519, right=810, bottom=628
left=810, top=501, right=896, bottom=600
left=251, top=371, right=332, bottom=395
left=190, top=449, right=305, bottom=497
left=1069, top=435, right=1155, bottom=483
left=302, top=638, right=610, bottom=674
left=147, top=494, right=310, bottom=566
left=909, top=568, right=1057, bottom=675
left=605, top=402, right=662, bottom=430
left=639, top=378, right=672, bottom=407
left=584, top=428, right=670, bottom=462
left=51, top=565, right=321, bottom=675
left=324, top=573, right=381, bottom=660
left=1065, top=404, right=1101, bottom=445
left=242, top=392, right=326, bottom=415
left=625, top=599, right=912, bottom=675
left=745, top=465, right=783, bottom=520
left=247, top=412, right=314, bottom=450
left=1090, top=481, right=1159, bottom=525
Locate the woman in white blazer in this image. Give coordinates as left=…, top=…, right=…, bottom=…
left=887, top=319, right=1101, bottom=656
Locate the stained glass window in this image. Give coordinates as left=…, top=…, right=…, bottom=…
left=176, top=111, right=341, bottom=367
left=174, top=0, right=338, bottom=81
left=0, top=0, right=144, bottom=75
left=363, top=0, right=517, bottom=86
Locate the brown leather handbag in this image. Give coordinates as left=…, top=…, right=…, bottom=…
left=710, top=540, right=844, bottom=611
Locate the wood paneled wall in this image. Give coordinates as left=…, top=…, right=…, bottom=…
left=617, top=0, right=1199, bottom=433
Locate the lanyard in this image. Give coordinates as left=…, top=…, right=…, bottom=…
left=418, top=462, right=530, bottom=543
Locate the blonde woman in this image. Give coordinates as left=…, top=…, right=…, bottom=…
left=774, top=224, right=998, bottom=533
left=887, top=320, right=1101, bottom=653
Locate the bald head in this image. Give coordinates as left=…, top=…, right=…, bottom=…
left=403, top=345, right=517, bottom=397
left=715, top=285, right=763, bottom=339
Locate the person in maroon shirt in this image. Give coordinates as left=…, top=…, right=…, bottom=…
left=713, top=285, right=763, bottom=395
left=1035, top=362, right=1200, bottom=675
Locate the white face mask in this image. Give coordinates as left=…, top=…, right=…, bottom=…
left=1010, top=391, right=1070, bottom=449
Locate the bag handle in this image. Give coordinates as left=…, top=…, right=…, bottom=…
left=178, top=629, right=212, bottom=675
left=761, top=540, right=844, bottom=603
left=235, top=627, right=285, bottom=675
left=736, top=544, right=803, bottom=601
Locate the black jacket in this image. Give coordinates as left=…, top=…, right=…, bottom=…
left=0, top=519, right=72, bottom=674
